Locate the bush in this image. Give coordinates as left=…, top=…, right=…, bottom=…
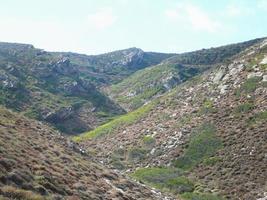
left=181, top=192, right=224, bottom=200
left=247, top=110, right=267, bottom=125
left=142, top=135, right=156, bottom=147
left=203, top=157, right=222, bottom=166
left=166, top=177, right=194, bottom=194
left=1, top=186, right=46, bottom=200
left=199, top=100, right=217, bottom=115
left=127, top=147, right=148, bottom=162
left=234, top=103, right=254, bottom=114
left=241, top=77, right=261, bottom=93
left=132, top=167, right=192, bottom=194
left=173, top=124, right=222, bottom=170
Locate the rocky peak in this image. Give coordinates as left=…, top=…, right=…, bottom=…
left=50, top=57, right=78, bottom=75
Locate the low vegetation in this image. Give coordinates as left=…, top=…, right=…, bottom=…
left=0, top=186, right=47, bottom=200
left=142, top=135, right=156, bottom=147
left=247, top=110, right=267, bottom=125
left=199, top=99, right=217, bottom=115
left=131, top=167, right=224, bottom=199
left=131, top=167, right=193, bottom=193
left=73, top=102, right=156, bottom=141
left=181, top=192, right=224, bottom=200
left=235, top=77, right=261, bottom=97
left=173, top=124, right=222, bottom=170
left=234, top=102, right=254, bottom=114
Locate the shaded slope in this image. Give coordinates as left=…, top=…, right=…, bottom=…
left=0, top=107, right=175, bottom=200
left=76, top=39, right=267, bottom=199
left=105, top=38, right=265, bottom=111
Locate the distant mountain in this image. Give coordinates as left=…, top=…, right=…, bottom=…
left=105, top=38, right=264, bottom=111
left=75, top=38, right=267, bottom=200
left=0, top=43, right=173, bottom=134
left=59, top=47, right=175, bottom=85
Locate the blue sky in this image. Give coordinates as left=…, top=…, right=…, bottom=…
left=0, top=0, right=267, bottom=54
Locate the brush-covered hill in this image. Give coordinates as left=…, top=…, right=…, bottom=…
left=75, top=39, right=267, bottom=200
left=105, top=38, right=264, bottom=111
left=0, top=106, right=175, bottom=200
left=0, top=43, right=173, bottom=134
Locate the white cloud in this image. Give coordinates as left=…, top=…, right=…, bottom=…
left=165, top=3, right=221, bottom=33
left=87, top=7, right=118, bottom=30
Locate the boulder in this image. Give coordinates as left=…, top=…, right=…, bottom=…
left=213, top=68, right=225, bottom=83
left=260, top=56, right=267, bottom=65
left=247, top=72, right=263, bottom=79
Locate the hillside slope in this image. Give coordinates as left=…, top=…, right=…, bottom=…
left=0, top=43, right=173, bottom=134
left=76, top=39, right=267, bottom=199
left=0, top=106, right=175, bottom=200
left=105, top=38, right=264, bottom=111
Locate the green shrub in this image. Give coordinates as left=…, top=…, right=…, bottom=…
left=199, top=100, right=217, bottom=115
left=181, top=192, right=224, bottom=200
left=166, top=177, right=194, bottom=194
left=247, top=110, right=267, bottom=125
left=203, top=157, right=222, bottom=166
left=1, top=186, right=47, bottom=200
left=110, top=159, right=125, bottom=170
left=132, top=167, right=193, bottom=194
left=173, top=124, right=222, bottom=170
left=234, top=103, right=254, bottom=114
left=142, top=135, right=156, bottom=147
left=127, top=147, right=148, bottom=162
left=241, top=77, right=261, bottom=93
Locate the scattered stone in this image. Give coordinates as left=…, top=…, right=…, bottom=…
left=247, top=72, right=263, bottom=79
left=213, top=68, right=225, bottom=83
left=260, top=56, right=267, bottom=65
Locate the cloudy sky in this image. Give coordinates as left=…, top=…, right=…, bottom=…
left=0, top=0, right=267, bottom=54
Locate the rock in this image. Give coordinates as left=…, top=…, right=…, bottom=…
left=109, top=48, right=145, bottom=68
left=150, top=148, right=156, bottom=155
left=247, top=72, right=263, bottom=79
left=213, top=68, right=225, bottom=83
left=163, top=75, right=180, bottom=90
left=229, top=64, right=244, bottom=77
left=262, top=75, right=267, bottom=82
left=0, top=72, right=17, bottom=89
left=51, top=57, right=77, bottom=75
left=260, top=56, right=267, bottom=65
left=218, top=84, right=228, bottom=94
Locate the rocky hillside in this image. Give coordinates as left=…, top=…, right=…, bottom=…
left=0, top=39, right=262, bottom=133
left=105, top=38, right=264, bottom=111
left=60, top=47, right=175, bottom=86
left=75, top=39, right=267, bottom=200
left=0, top=43, right=172, bottom=134
left=0, top=106, right=175, bottom=200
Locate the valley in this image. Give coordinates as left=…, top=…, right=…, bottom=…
left=0, top=38, right=266, bottom=200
